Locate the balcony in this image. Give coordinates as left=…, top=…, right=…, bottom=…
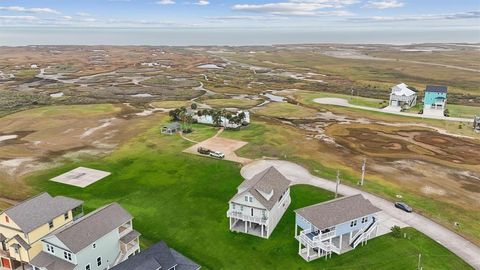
left=118, top=221, right=133, bottom=238
left=227, top=210, right=267, bottom=225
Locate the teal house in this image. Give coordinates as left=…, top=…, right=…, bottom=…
left=423, top=85, right=447, bottom=111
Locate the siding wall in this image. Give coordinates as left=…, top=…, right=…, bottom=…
left=423, top=92, right=447, bottom=105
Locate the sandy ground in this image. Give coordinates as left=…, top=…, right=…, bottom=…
left=183, top=136, right=251, bottom=164
left=241, top=159, right=480, bottom=269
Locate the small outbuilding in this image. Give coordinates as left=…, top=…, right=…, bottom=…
left=161, top=122, right=181, bottom=135
left=474, top=115, right=480, bottom=132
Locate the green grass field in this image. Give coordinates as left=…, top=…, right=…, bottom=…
left=255, top=102, right=319, bottom=118
left=203, top=98, right=263, bottom=109
left=26, top=116, right=472, bottom=270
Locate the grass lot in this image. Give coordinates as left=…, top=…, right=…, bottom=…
left=289, top=90, right=387, bottom=108
left=203, top=98, right=262, bottom=109
left=448, top=104, right=480, bottom=118
left=255, top=102, right=318, bottom=118
left=151, top=100, right=190, bottom=109
left=25, top=116, right=471, bottom=269
left=221, top=121, right=480, bottom=245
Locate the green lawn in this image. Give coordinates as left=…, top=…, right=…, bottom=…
left=290, top=90, right=387, bottom=108
left=447, top=104, right=480, bottom=118
left=26, top=117, right=472, bottom=270
left=255, top=102, right=319, bottom=118
left=203, top=98, right=263, bottom=109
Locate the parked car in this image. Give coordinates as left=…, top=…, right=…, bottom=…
left=394, top=202, right=412, bottom=213
left=197, top=147, right=211, bottom=155
left=209, top=151, right=225, bottom=159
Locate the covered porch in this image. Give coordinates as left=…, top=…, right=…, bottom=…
left=229, top=218, right=268, bottom=238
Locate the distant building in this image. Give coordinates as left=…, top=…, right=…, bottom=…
left=162, top=122, right=182, bottom=135
left=423, top=85, right=447, bottom=112
left=227, top=166, right=291, bottom=238
left=474, top=116, right=480, bottom=132
left=0, top=193, right=83, bottom=270
left=112, top=241, right=200, bottom=270
left=191, top=109, right=250, bottom=129
left=30, top=203, right=140, bottom=270
left=30, top=64, right=39, bottom=69
left=294, top=194, right=380, bottom=262
left=389, top=83, right=417, bottom=109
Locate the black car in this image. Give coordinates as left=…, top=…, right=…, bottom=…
left=395, top=202, right=412, bottom=213
left=197, top=147, right=211, bottom=155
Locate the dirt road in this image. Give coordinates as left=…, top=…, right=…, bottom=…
left=241, top=159, right=480, bottom=269
left=313, top=98, right=474, bottom=123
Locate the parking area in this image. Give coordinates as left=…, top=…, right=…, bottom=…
left=183, top=136, right=252, bottom=164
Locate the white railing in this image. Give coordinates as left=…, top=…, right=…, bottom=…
left=318, top=230, right=336, bottom=240
left=351, top=220, right=378, bottom=248
left=297, top=230, right=339, bottom=254
left=227, top=210, right=267, bottom=225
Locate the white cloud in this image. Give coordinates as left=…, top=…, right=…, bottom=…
left=365, top=0, right=404, bottom=9
left=232, top=0, right=357, bottom=16
left=350, top=11, right=480, bottom=22
left=62, top=16, right=73, bottom=20
left=0, top=6, right=60, bottom=14
left=0, top=15, right=38, bottom=21
left=195, top=0, right=210, bottom=5
left=76, top=12, right=91, bottom=17
left=156, top=0, right=176, bottom=5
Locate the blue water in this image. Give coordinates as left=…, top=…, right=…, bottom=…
left=1, top=27, right=479, bottom=46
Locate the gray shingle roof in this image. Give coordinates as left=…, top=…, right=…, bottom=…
left=52, top=203, right=132, bottom=253
left=426, top=85, right=448, bottom=93
left=7, top=235, right=31, bottom=250
left=120, top=229, right=141, bottom=244
left=2, top=192, right=83, bottom=233
left=112, top=241, right=200, bottom=270
left=233, top=166, right=291, bottom=210
left=295, top=194, right=381, bottom=230
left=0, top=233, right=6, bottom=242
left=164, top=122, right=181, bottom=130
left=30, top=251, right=76, bottom=270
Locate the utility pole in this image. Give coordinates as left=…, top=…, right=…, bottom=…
left=360, top=158, right=366, bottom=186
left=417, top=253, right=422, bottom=270
left=335, top=170, right=340, bottom=198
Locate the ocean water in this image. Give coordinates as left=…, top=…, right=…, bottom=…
left=1, top=27, right=479, bottom=46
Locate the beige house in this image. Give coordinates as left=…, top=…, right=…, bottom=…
left=227, top=167, right=291, bottom=238
left=0, top=193, right=83, bottom=270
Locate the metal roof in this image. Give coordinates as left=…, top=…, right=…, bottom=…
left=425, top=85, right=448, bottom=93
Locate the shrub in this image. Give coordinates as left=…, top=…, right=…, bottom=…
left=391, top=225, right=402, bottom=238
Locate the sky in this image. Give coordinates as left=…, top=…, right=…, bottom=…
left=0, top=0, right=479, bottom=45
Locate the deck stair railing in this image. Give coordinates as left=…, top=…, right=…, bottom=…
left=350, top=218, right=377, bottom=248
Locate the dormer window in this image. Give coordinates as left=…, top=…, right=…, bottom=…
left=47, top=244, right=55, bottom=254
left=49, top=220, right=54, bottom=229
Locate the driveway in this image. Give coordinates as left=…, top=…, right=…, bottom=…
left=313, top=98, right=474, bottom=123
left=241, top=159, right=480, bottom=269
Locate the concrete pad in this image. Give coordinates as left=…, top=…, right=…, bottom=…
left=51, top=167, right=111, bottom=188
left=183, top=137, right=251, bottom=164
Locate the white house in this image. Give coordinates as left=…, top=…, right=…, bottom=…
left=389, top=83, right=417, bottom=109
left=294, top=194, right=381, bottom=261
left=30, top=203, right=140, bottom=270
left=227, top=166, right=291, bottom=238
left=192, top=110, right=250, bottom=129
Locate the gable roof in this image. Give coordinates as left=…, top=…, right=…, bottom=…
left=30, top=251, right=75, bottom=270
left=51, top=203, right=132, bottom=253
left=391, top=83, right=416, bottom=97
left=7, top=235, right=31, bottom=250
left=426, top=85, right=448, bottom=93
left=232, top=166, right=291, bottom=210
left=295, top=194, right=381, bottom=230
left=2, top=192, right=83, bottom=233
left=112, top=241, right=201, bottom=270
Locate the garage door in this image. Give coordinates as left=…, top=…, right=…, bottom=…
left=1, top=257, right=11, bottom=269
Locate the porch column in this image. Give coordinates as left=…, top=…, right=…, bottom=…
left=261, top=225, right=264, bottom=238
left=307, top=244, right=310, bottom=260
left=245, top=220, right=247, bottom=233
left=339, top=234, right=343, bottom=250
left=298, top=241, right=301, bottom=254
left=295, top=225, right=298, bottom=237
left=229, top=217, right=232, bottom=230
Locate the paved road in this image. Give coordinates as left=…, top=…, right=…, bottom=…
left=313, top=98, right=474, bottom=123
left=241, top=159, right=480, bottom=269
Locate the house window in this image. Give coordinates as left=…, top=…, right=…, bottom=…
left=85, top=264, right=91, bottom=270
left=350, top=220, right=357, bottom=227
left=249, top=197, right=253, bottom=203
left=92, top=243, right=96, bottom=249
left=232, top=203, right=235, bottom=210
left=361, top=217, right=368, bottom=223
left=47, top=244, right=54, bottom=254
left=64, top=251, right=72, bottom=261
left=49, top=220, right=54, bottom=229
left=240, top=205, right=243, bottom=211
left=97, top=257, right=102, bottom=266
left=64, top=212, right=69, bottom=220
left=5, top=216, right=9, bottom=223
left=244, top=196, right=248, bottom=202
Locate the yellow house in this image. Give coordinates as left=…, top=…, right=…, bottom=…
left=0, top=193, right=83, bottom=270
